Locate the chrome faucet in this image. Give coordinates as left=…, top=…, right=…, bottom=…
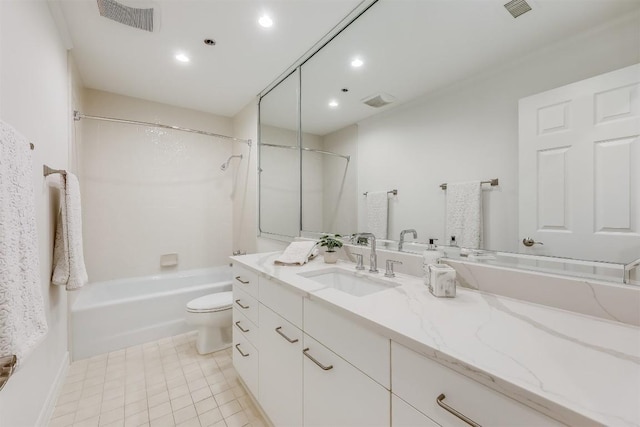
left=398, top=229, right=417, bottom=251
left=355, top=232, right=378, bottom=273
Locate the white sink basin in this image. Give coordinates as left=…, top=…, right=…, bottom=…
left=299, top=267, right=399, bottom=297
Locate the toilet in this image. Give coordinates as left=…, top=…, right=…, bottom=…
left=185, top=291, right=233, bottom=354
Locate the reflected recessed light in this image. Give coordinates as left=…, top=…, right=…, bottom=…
left=175, top=53, right=190, bottom=63
left=351, top=58, right=364, bottom=68
left=329, top=100, right=339, bottom=108
left=258, top=14, right=273, bottom=28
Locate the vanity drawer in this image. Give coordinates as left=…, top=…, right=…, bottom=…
left=233, top=329, right=258, bottom=398
left=304, top=298, right=390, bottom=389
left=233, top=286, right=259, bottom=326
left=232, top=264, right=259, bottom=299
left=259, top=276, right=303, bottom=329
left=391, top=342, right=563, bottom=427
left=232, top=307, right=259, bottom=349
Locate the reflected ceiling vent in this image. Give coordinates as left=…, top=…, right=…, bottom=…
left=362, top=93, right=396, bottom=108
left=504, top=0, right=532, bottom=18
left=97, top=0, right=154, bottom=32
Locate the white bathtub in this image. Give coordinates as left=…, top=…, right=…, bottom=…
left=71, top=266, right=232, bottom=360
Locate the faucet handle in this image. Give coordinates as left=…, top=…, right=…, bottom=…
left=385, top=260, right=403, bottom=278
left=354, top=254, right=365, bottom=271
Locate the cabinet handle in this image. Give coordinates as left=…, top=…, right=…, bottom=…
left=275, top=327, right=298, bottom=343
left=235, top=276, right=250, bottom=284
left=235, top=321, right=249, bottom=333
left=436, top=394, right=482, bottom=427
left=303, top=348, right=333, bottom=371
left=235, top=344, right=250, bottom=357
left=235, top=299, right=249, bottom=309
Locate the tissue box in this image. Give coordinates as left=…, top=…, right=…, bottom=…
left=426, top=264, right=456, bottom=298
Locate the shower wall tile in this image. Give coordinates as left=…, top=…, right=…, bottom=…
left=81, top=89, right=235, bottom=282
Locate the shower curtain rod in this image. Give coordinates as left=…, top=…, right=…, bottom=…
left=260, top=142, right=350, bottom=161
left=73, top=111, right=252, bottom=146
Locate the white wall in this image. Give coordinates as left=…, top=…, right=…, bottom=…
left=0, top=1, right=73, bottom=425
left=357, top=12, right=640, bottom=252
left=80, top=90, right=235, bottom=281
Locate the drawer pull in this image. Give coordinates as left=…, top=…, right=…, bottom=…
left=235, top=344, right=250, bottom=357
left=303, top=348, right=333, bottom=371
left=436, top=394, right=481, bottom=427
left=275, top=327, right=298, bottom=343
left=235, top=276, right=250, bottom=284
left=235, top=299, right=250, bottom=309
left=235, top=321, right=249, bottom=333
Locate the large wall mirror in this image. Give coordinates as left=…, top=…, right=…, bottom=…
left=260, top=0, right=640, bottom=281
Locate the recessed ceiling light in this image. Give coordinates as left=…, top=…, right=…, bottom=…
left=351, top=58, right=364, bottom=68
left=175, top=53, right=190, bottom=63
left=258, top=14, right=273, bottom=28
left=328, top=100, right=339, bottom=108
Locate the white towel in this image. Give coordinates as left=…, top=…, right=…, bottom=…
left=366, top=191, right=388, bottom=239
left=0, top=120, right=48, bottom=366
left=446, top=181, right=482, bottom=249
left=52, top=172, right=88, bottom=290
left=274, top=241, right=318, bottom=265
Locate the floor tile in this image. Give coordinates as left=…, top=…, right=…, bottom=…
left=218, top=400, right=242, bottom=418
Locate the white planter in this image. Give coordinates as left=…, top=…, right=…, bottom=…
left=324, top=251, right=339, bottom=264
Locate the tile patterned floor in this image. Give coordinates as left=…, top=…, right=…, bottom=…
left=48, top=333, right=267, bottom=427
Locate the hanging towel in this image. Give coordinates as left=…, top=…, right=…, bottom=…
left=0, top=120, right=48, bottom=366
left=52, top=172, right=88, bottom=290
left=446, top=181, right=482, bottom=249
left=366, top=191, right=388, bottom=239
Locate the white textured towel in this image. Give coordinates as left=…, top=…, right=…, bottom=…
left=445, top=181, right=482, bottom=249
left=52, top=172, right=88, bottom=290
left=0, top=120, right=48, bottom=366
left=366, top=191, right=388, bottom=239
left=274, top=241, right=318, bottom=265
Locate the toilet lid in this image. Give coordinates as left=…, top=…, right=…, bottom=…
left=187, top=291, right=233, bottom=313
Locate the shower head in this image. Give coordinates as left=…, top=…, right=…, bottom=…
left=220, top=154, right=243, bottom=171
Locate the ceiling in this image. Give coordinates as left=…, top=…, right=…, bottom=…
left=55, top=0, right=363, bottom=118
left=261, top=0, right=640, bottom=135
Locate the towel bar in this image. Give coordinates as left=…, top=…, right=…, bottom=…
left=363, top=189, right=398, bottom=196
left=0, top=355, right=17, bottom=392
left=440, top=179, right=498, bottom=190
left=43, top=165, right=67, bottom=177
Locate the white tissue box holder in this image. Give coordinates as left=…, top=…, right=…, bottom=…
left=425, top=264, right=456, bottom=298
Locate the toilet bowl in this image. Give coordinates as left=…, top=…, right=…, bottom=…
left=185, top=291, right=233, bottom=354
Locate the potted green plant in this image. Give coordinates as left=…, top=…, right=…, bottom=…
left=319, top=234, right=343, bottom=264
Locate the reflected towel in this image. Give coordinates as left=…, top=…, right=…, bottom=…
left=52, top=172, right=88, bottom=290
left=446, top=181, right=482, bottom=249
left=0, top=120, right=48, bottom=366
left=366, top=191, right=388, bottom=239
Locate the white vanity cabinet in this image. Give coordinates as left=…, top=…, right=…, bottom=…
left=392, top=394, right=439, bottom=427
left=232, top=265, right=260, bottom=398
left=303, top=333, right=390, bottom=427
left=391, top=342, right=564, bottom=427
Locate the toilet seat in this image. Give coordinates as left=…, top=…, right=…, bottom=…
left=187, top=291, right=233, bottom=313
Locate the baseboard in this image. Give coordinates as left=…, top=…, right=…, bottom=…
left=36, top=351, right=69, bottom=427
left=237, top=376, right=275, bottom=427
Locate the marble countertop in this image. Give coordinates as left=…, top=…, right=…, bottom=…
left=231, top=252, right=640, bottom=427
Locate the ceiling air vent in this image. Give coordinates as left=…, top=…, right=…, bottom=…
left=362, top=93, right=396, bottom=108
left=97, top=0, right=154, bottom=32
left=504, top=0, right=532, bottom=18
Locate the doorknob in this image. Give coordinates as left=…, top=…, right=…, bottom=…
left=522, top=237, right=544, bottom=247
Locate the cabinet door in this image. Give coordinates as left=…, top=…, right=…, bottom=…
left=259, top=304, right=303, bottom=427
left=392, top=395, right=439, bottom=427
left=303, top=334, right=390, bottom=427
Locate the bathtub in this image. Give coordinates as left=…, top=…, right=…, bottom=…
left=71, top=266, right=232, bottom=360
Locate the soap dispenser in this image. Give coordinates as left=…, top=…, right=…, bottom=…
left=422, top=239, right=444, bottom=286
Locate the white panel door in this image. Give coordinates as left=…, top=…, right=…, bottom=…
left=303, top=334, right=390, bottom=427
left=519, top=64, right=640, bottom=262
left=258, top=304, right=303, bottom=427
